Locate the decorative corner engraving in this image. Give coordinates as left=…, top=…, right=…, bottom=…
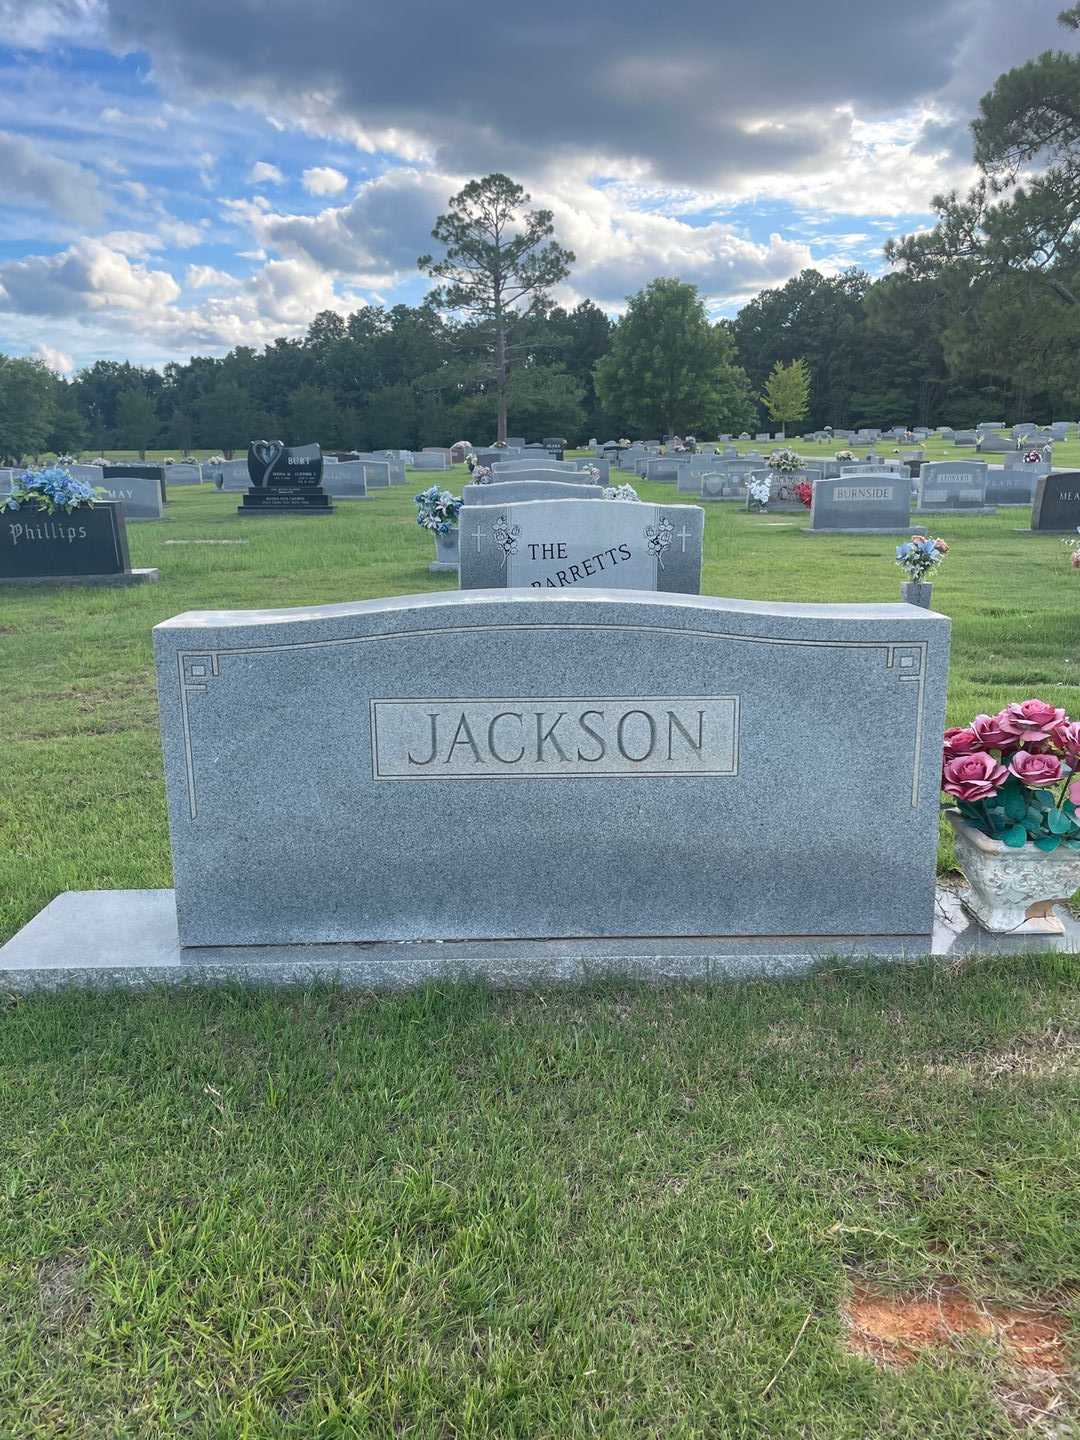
left=177, top=650, right=222, bottom=818
left=644, top=513, right=674, bottom=569
left=492, top=515, right=521, bottom=565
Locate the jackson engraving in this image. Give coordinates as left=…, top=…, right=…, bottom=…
left=371, top=696, right=739, bottom=779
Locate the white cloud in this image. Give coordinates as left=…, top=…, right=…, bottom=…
left=33, top=341, right=73, bottom=373
left=0, top=239, right=181, bottom=317
left=248, top=160, right=285, bottom=185
left=185, top=263, right=234, bottom=289
left=302, top=165, right=348, bottom=195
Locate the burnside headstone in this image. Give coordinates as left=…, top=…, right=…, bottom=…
left=238, top=441, right=334, bottom=514
left=459, top=498, right=703, bottom=593
left=807, top=475, right=910, bottom=533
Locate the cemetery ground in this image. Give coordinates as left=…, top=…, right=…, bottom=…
left=1, top=471, right=1079, bottom=1436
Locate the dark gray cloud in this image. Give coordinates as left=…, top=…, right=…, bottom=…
left=98, top=0, right=1068, bottom=187
left=0, top=129, right=105, bottom=224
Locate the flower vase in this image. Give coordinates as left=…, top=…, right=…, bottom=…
left=946, top=811, right=1080, bottom=934
left=900, top=581, right=933, bottom=608
left=430, top=527, right=459, bottom=573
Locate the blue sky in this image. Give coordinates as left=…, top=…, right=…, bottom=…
left=0, top=0, right=1070, bottom=374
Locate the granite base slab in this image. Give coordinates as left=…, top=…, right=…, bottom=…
left=914, top=507, right=998, bottom=516
left=2, top=888, right=1077, bottom=993
left=428, top=560, right=459, bottom=572
left=801, top=527, right=911, bottom=535
left=0, top=567, right=159, bottom=588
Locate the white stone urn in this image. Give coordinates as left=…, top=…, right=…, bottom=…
left=946, top=810, right=1080, bottom=934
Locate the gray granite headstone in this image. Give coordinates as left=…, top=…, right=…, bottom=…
left=916, top=460, right=991, bottom=511
left=152, top=590, right=949, bottom=949
left=358, top=460, right=391, bottom=489
left=411, top=453, right=448, bottom=471
left=699, top=472, right=745, bottom=500
left=166, top=463, right=202, bottom=485
left=487, top=466, right=596, bottom=487
left=462, top=480, right=605, bottom=505
left=69, top=464, right=104, bottom=485
left=321, top=461, right=368, bottom=498
left=1031, top=471, right=1080, bottom=531
left=985, top=467, right=1040, bottom=506
left=96, top=474, right=164, bottom=520
left=458, top=498, right=703, bottom=593
left=214, top=460, right=252, bottom=491
left=808, top=475, right=910, bottom=532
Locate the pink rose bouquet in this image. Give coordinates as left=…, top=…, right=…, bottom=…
left=941, top=698, right=1080, bottom=850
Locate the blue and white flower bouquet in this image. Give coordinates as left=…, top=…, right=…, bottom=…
left=415, top=485, right=463, bottom=534
left=5, top=466, right=101, bottom=514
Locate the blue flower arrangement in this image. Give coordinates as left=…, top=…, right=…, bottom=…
left=6, top=466, right=101, bottom=515
left=415, top=485, right=463, bottom=534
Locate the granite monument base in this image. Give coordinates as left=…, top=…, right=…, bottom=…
left=238, top=488, right=334, bottom=514
left=0, top=567, right=160, bottom=588
left=801, top=527, right=911, bottom=536
left=429, top=561, right=459, bottom=573
left=2, top=887, right=1076, bottom=993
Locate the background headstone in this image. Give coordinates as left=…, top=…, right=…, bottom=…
left=1031, top=471, right=1080, bottom=531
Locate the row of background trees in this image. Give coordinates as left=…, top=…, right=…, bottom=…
left=4, top=13, right=1080, bottom=459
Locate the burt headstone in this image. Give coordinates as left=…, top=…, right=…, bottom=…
left=238, top=441, right=334, bottom=514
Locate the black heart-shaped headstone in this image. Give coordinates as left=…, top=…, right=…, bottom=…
left=248, top=439, right=284, bottom=488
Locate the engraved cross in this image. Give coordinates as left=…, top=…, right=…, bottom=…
left=676, top=525, right=692, bottom=552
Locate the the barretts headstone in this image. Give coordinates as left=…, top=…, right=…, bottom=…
left=1030, top=471, right=1080, bottom=531
left=0, top=501, right=158, bottom=586
left=459, top=498, right=703, bottom=593
left=462, top=480, right=605, bottom=505
left=238, top=441, right=334, bottom=514
left=806, top=475, right=911, bottom=533
left=96, top=473, right=165, bottom=521
left=916, top=460, right=992, bottom=512
left=150, top=589, right=949, bottom=955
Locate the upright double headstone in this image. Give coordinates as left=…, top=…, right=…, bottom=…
left=459, top=498, right=704, bottom=593
left=807, top=475, right=911, bottom=533
left=916, top=460, right=991, bottom=512
left=238, top=442, right=334, bottom=514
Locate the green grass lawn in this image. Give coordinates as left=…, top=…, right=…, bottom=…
left=2, top=469, right=1078, bottom=1437
left=1, top=964, right=1077, bottom=1437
